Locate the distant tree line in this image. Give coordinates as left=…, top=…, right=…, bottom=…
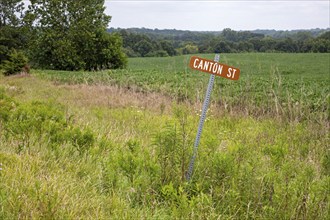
left=109, top=28, right=330, bottom=57
left=118, top=29, right=176, bottom=57
left=0, top=0, right=126, bottom=75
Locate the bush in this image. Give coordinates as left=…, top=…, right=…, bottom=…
left=70, top=128, right=95, bottom=154
left=0, top=94, right=97, bottom=154
left=1, top=50, right=29, bottom=76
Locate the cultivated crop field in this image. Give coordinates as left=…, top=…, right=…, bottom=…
left=0, top=53, right=329, bottom=219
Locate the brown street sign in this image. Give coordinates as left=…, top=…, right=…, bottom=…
left=189, top=56, right=240, bottom=80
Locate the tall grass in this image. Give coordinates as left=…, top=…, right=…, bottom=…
left=0, top=91, right=328, bottom=219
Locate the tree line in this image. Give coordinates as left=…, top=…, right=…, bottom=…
left=0, top=0, right=126, bottom=75
left=109, top=28, right=330, bottom=57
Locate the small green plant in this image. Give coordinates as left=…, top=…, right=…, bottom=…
left=118, top=140, right=141, bottom=184
left=152, top=113, right=192, bottom=186
left=69, top=128, right=95, bottom=155
left=153, top=124, right=180, bottom=185
left=173, top=105, right=192, bottom=182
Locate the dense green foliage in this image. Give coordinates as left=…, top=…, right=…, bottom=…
left=0, top=0, right=29, bottom=74
left=118, top=29, right=177, bottom=57
left=0, top=97, right=94, bottom=155
left=0, top=0, right=24, bottom=27
left=0, top=0, right=127, bottom=71
left=26, top=0, right=126, bottom=70
left=0, top=25, right=27, bottom=64
left=0, top=53, right=329, bottom=218
left=110, top=28, right=330, bottom=57
left=1, top=50, right=29, bottom=75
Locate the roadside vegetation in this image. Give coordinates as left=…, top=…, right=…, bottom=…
left=0, top=53, right=329, bottom=219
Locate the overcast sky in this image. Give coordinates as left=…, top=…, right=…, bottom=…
left=105, top=0, right=330, bottom=31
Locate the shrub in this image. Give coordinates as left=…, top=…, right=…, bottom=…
left=1, top=50, right=29, bottom=76
left=4, top=101, right=66, bottom=152
left=118, top=140, right=141, bottom=184
left=69, top=128, right=95, bottom=154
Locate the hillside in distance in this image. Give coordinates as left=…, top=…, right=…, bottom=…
left=108, top=27, right=330, bottom=57
left=108, top=27, right=330, bottom=39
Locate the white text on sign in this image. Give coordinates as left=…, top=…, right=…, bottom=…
left=189, top=56, right=240, bottom=80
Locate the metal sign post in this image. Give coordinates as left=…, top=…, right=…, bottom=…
left=186, top=54, right=220, bottom=181
left=186, top=54, right=240, bottom=181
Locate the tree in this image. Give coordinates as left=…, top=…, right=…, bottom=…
left=275, top=38, right=298, bottom=52
left=293, top=31, right=313, bottom=42
left=181, top=43, right=198, bottom=54
left=0, top=0, right=27, bottom=64
left=0, top=25, right=24, bottom=63
left=160, top=40, right=176, bottom=56
left=0, top=0, right=24, bottom=27
left=248, top=38, right=263, bottom=52
left=311, top=39, right=330, bottom=53
left=214, top=41, right=231, bottom=53
left=301, top=39, right=314, bottom=52
left=237, top=41, right=254, bottom=52
left=221, top=28, right=238, bottom=42
left=1, top=49, right=29, bottom=75
left=317, top=31, right=330, bottom=40
left=27, top=0, right=126, bottom=70
left=135, top=40, right=154, bottom=57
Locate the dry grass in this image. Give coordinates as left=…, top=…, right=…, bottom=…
left=58, top=84, right=173, bottom=113
left=0, top=75, right=175, bottom=114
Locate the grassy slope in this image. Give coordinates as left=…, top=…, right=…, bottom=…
left=0, top=53, right=329, bottom=219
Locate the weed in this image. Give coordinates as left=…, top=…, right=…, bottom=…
left=118, top=140, right=141, bottom=184
left=69, top=127, right=95, bottom=155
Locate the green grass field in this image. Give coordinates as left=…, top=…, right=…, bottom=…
left=0, top=53, right=329, bottom=219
